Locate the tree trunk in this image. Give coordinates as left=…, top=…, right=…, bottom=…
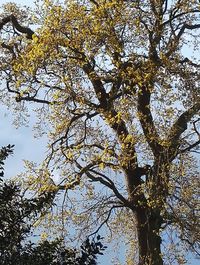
left=136, top=207, right=163, bottom=265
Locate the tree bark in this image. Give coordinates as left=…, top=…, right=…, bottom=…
left=136, top=207, right=163, bottom=265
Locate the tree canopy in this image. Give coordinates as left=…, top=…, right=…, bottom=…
left=0, top=1, right=200, bottom=264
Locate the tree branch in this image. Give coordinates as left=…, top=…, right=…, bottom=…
left=137, top=85, right=162, bottom=156
left=83, top=62, right=109, bottom=109
left=88, top=205, right=123, bottom=237
left=177, top=23, right=200, bottom=40
left=167, top=103, right=200, bottom=160
left=0, top=15, right=34, bottom=39
left=75, top=162, right=130, bottom=207
left=168, top=103, right=200, bottom=144
left=162, top=10, right=200, bottom=27
left=179, top=140, right=200, bottom=154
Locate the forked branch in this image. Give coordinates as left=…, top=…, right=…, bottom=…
left=0, top=14, right=34, bottom=39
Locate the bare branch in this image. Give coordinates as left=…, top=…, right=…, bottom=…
left=0, top=15, right=34, bottom=39
left=6, top=81, right=52, bottom=104
left=179, top=140, right=200, bottom=154
left=177, top=23, right=200, bottom=40
left=75, top=161, right=130, bottom=207
left=88, top=205, right=122, bottom=237
left=163, top=10, right=200, bottom=27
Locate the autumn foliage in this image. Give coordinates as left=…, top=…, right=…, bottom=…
left=0, top=1, right=200, bottom=264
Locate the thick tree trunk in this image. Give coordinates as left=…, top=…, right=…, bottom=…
left=125, top=164, right=165, bottom=264
left=136, top=207, right=163, bottom=265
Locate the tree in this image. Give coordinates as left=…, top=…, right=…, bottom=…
left=0, top=181, right=106, bottom=265
left=0, top=145, right=106, bottom=265
left=0, top=1, right=199, bottom=264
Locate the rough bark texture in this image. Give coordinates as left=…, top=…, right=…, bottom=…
left=136, top=208, right=163, bottom=265
left=127, top=166, right=164, bottom=265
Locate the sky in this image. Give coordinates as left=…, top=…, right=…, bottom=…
left=0, top=0, right=199, bottom=264
left=0, top=104, right=47, bottom=178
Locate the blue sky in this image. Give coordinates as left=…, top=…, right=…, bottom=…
left=0, top=0, right=199, bottom=264
left=0, top=104, right=47, bottom=178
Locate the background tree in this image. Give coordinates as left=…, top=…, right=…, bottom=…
left=0, top=1, right=200, bottom=264
left=0, top=145, right=106, bottom=265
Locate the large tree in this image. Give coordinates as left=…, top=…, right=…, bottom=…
left=0, top=1, right=200, bottom=264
